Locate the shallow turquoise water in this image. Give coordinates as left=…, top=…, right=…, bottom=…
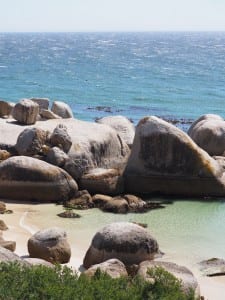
left=27, top=200, right=225, bottom=269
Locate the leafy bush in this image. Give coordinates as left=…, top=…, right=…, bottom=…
left=0, top=262, right=198, bottom=300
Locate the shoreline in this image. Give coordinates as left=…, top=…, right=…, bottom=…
left=1, top=201, right=225, bottom=299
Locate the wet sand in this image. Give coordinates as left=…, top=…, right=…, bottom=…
left=1, top=201, right=225, bottom=299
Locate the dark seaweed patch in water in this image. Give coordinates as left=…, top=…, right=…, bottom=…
left=87, top=106, right=123, bottom=112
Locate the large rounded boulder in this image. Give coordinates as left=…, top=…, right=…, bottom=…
left=0, top=156, right=78, bottom=202
left=28, top=227, right=71, bottom=263
left=188, top=114, right=225, bottom=156
left=83, top=222, right=159, bottom=269
left=96, top=115, right=135, bottom=147
left=137, top=261, right=200, bottom=297
left=124, top=116, right=225, bottom=196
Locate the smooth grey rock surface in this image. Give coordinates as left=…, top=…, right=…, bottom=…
left=30, top=98, right=49, bottom=110
left=188, top=114, right=223, bottom=136
left=51, top=101, right=73, bottom=118
left=0, top=156, right=78, bottom=202
left=83, top=222, right=159, bottom=269
left=84, top=258, right=128, bottom=278
left=40, top=109, right=61, bottom=120
left=80, top=168, right=124, bottom=195
left=97, top=115, right=135, bottom=147
left=28, top=227, right=71, bottom=264
left=188, top=116, right=225, bottom=156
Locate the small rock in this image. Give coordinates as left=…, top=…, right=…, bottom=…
left=0, top=100, right=14, bottom=117
left=46, top=147, right=69, bottom=167
left=0, top=150, right=11, bottom=161
left=30, top=98, right=49, bottom=110
left=84, top=259, right=128, bottom=278
left=40, top=109, right=62, bottom=120
left=199, top=258, right=225, bottom=277
left=102, top=197, right=129, bottom=214
left=92, top=194, right=113, bottom=206
left=28, top=227, right=71, bottom=264
left=80, top=168, right=124, bottom=196
left=123, top=194, right=147, bottom=212
left=0, top=240, right=16, bottom=252
left=51, top=101, right=73, bottom=119
left=65, top=190, right=93, bottom=209
left=16, top=127, right=48, bottom=156
left=0, top=220, right=8, bottom=230
left=0, top=202, right=6, bottom=213
left=131, top=222, right=148, bottom=228
left=57, top=210, right=81, bottom=218
left=12, top=99, right=39, bottom=125
left=49, top=124, right=72, bottom=153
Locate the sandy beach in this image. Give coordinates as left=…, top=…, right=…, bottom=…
left=0, top=201, right=225, bottom=299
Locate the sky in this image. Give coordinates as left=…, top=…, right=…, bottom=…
left=0, top=0, right=225, bottom=32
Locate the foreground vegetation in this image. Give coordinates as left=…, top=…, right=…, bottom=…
left=0, top=262, right=198, bottom=300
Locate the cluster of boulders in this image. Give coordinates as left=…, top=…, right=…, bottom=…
left=1, top=97, right=225, bottom=203
left=0, top=221, right=200, bottom=297
left=0, top=98, right=133, bottom=204
left=64, top=191, right=163, bottom=214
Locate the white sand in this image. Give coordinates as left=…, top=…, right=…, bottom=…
left=1, top=201, right=225, bottom=299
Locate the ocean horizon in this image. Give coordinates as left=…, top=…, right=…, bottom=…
left=0, top=31, right=225, bottom=127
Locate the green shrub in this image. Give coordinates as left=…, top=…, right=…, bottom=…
left=0, top=262, right=198, bottom=300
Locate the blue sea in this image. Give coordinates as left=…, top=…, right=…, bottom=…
left=0, top=32, right=225, bottom=127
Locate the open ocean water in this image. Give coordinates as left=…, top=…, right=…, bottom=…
left=0, top=32, right=225, bottom=126
left=1, top=32, right=225, bottom=270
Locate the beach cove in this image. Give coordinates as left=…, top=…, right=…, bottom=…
left=1, top=200, right=225, bottom=299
